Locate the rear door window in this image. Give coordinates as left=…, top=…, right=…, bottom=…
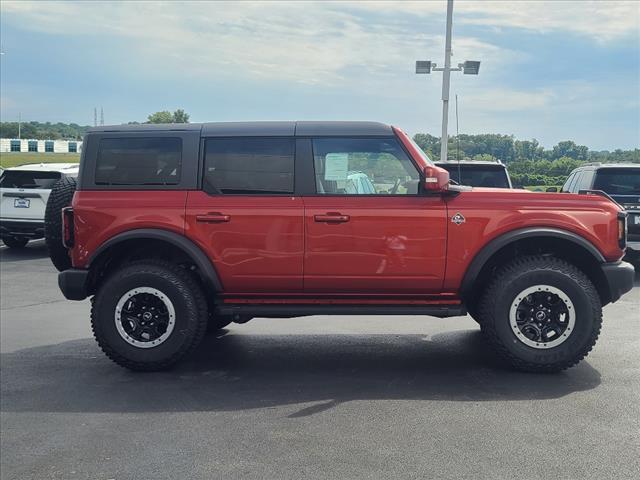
left=0, top=171, right=61, bottom=189
left=204, top=137, right=295, bottom=194
left=95, top=137, right=182, bottom=185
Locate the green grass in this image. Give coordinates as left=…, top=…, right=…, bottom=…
left=0, top=152, right=80, bottom=169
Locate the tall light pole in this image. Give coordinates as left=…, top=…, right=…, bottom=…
left=415, top=0, right=480, bottom=161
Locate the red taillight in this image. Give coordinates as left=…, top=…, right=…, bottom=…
left=62, top=207, right=74, bottom=248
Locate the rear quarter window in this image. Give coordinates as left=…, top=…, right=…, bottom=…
left=95, top=137, right=182, bottom=186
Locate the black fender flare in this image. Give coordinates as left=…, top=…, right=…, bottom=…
left=460, top=227, right=605, bottom=301
left=89, top=228, right=223, bottom=292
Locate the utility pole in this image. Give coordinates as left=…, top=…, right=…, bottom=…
left=415, top=0, right=480, bottom=161
left=94, top=107, right=97, bottom=127
left=100, top=106, right=104, bottom=126
left=440, top=0, right=454, bottom=162
left=18, top=112, right=21, bottom=139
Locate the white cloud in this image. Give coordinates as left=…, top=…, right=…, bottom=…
left=458, top=0, right=640, bottom=43
left=463, top=88, right=555, bottom=112
left=349, top=0, right=640, bottom=42
left=3, top=0, right=634, bottom=89
left=0, top=1, right=525, bottom=86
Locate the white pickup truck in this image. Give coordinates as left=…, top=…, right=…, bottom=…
left=0, top=163, right=78, bottom=248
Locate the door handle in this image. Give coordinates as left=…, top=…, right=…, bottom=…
left=196, top=213, right=231, bottom=223
left=314, top=213, right=350, bottom=223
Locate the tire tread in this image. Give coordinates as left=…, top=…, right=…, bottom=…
left=91, top=259, right=208, bottom=371
left=44, top=176, right=77, bottom=271
left=479, top=255, right=602, bottom=373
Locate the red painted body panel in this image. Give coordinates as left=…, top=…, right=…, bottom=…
left=69, top=126, right=625, bottom=305
left=443, top=188, right=625, bottom=290
left=71, top=191, right=187, bottom=268
left=184, top=191, right=304, bottom=293
left=303, top=196, right=447, bottom=293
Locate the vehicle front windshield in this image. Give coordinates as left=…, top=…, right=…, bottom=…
left=593, top=168, right=640, bottom=195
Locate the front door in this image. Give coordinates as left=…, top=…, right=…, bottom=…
left=303, top=137, right=447, bottom=294
left=185, top=136, right=304, bottom=293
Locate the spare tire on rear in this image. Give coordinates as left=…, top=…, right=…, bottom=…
left=45, top=176, right=77, bottom=271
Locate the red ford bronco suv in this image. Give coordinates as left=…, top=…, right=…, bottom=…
left=47, top=121, right=635, bottom=372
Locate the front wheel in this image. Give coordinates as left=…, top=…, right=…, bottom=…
left=479, top=256, right=602, bottom=373
left=91, top=260, right=208, bottom=371
left=2, top=236, right=29, bottom=249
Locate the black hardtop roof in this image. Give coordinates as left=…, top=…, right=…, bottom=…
left=88, top=121, right=393, bottom=137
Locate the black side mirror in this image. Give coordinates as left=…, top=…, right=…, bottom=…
left=546, top=187, right=558, bottom=193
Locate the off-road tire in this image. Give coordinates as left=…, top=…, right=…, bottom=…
left=1, top=236, right=29, bottom=249
left=479, top=256, right=602, bottom=373
left=91, top=260, right=208, bottom=371
left=44, top=176, right=77, bottom=271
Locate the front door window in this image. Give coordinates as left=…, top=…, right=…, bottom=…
left=312, top=138, right=419, bottom=195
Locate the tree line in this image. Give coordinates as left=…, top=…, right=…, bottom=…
left=413, top=133, right=639, bottom=186
left=0, top=110, right=190, bottom=141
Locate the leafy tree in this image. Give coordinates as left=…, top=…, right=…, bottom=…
left=147, top=111, right=174, bottom=124
left=146, top=109, right=190, bottom=124
left=172, top=109, right=190, bottom=123
left=413, top=133, right=440, bottom=160
left=472, top=154, right=497, bottom=162
left=0, top=121, right=89, bottom=140
left=514, top=139, right=543, bottom=161
left=552, top=140, right=588, bottom=160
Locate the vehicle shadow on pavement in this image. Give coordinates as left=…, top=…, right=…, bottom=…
left=0, top=329, right=601, bottom=417
left=0, top=241, right=49, bottom=263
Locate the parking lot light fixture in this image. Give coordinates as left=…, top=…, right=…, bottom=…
left=415, top=61, right=432, bottom=74
left=461, top=60, right=481, bottom=75
left=415, top=0, right=481, bottom=161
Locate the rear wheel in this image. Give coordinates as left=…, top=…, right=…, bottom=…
left=91, top=260, right=208, bottom=371
left=479, top=256, right=602, bottom=373
left=2, top=236, right=29, bottom=249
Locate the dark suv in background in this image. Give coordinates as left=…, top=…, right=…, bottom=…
left=561, top=163, right=640, bottom=265
left=434, top=160, right=512, bottom=188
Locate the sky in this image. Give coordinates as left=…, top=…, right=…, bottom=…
left=0, top=0, right=639, bottom=150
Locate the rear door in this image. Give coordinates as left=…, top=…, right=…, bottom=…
left=302, top=136, right=447, bottom=294
left=0, top=170, right=61, bottom=221
left=185, top=136, right=304, bottom=293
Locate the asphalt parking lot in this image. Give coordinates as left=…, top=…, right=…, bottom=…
left=1, top=240, right=639, bottom=480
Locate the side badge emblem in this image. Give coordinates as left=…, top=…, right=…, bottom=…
left=451, top=212, right=465, bottom=225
